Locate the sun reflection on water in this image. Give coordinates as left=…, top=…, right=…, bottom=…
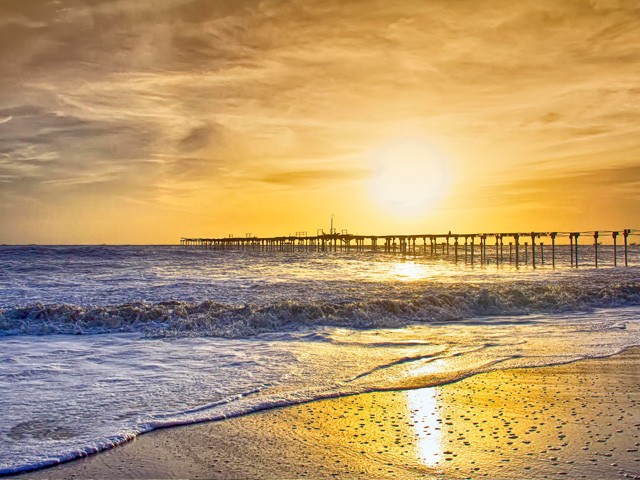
left=391, top=261, right=430, bottom=281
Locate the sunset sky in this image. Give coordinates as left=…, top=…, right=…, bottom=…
left=1, top=0, right=639, bottom=244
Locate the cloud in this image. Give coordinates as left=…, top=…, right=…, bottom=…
left=0, top=0, right=639, bottom=241
left=486, top=163, right=640, bottom=210
left=258, top=168, right=368, bottom=188
left=178, top=124, right=217, bottom=153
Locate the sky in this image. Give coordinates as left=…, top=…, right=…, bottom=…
left=1, top=0, right=639, bottom=244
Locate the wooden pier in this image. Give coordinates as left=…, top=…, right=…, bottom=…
left=180, top=229, right=639, bottom=268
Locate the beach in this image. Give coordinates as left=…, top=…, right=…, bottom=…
left=2, top=246, right=639, bottom=476
left=3, top=0, right=639, bottom=476
left=15, top=347, right=640, bottom=479
left=3, top=0, right=640, bottom=476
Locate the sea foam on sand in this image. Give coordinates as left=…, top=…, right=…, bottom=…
left=2, top=306, right=640, bottom=475
left=18, top=348, right=640, bottom=480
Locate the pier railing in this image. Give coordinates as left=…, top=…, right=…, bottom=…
left=180, top=229, right=639, bottom=268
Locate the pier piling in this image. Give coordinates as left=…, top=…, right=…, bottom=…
left=470, top=236, right=475, bottom=264
left=454, top=237, right=459, bottom=264
left=570, top=234, right=574, bottom=267
left=531, top=233, right=536, bottom=268
left=181, top=228, right=637, bottom=269
left=624, top=229, right=629, bottom=266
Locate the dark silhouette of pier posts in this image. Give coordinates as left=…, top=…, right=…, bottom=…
left=624, top=229, right=630, bottom=266
left=454, top=236, right=459, bottom=263
left=483, top=235, right=487, bottom=265
left=183, top=228, right=635, bottom=268
left=464, top=237, right=468, bottom=263
left=531, top=232, right=537, bottom=268
left=470, top=236, right=475, bottom=264
left=570, top=234, right=574, bottom=267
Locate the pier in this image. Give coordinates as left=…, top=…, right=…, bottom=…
left=180, top=229, right=639, bottom=268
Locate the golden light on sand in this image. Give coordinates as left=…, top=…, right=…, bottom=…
left=368, top=138, right=450, bottom=217
left=406, top=389, right=442, bottom=467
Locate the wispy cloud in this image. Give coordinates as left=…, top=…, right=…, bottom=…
left=0, top=0, right=639, bottom=242
left=258, top=168, right=368, bottom=188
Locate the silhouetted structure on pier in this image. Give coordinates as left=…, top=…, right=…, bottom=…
left=180, top=229, right=639, bottom=268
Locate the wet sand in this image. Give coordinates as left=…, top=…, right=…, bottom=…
left=15, top=348, right=640, bottom=479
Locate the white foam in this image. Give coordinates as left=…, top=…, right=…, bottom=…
left=2, top=246, right=640, bottom=473
left=2, top=306, right=640, bottom=474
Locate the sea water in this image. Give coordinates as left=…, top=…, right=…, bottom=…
left=1, top=245, right=639, bottom=474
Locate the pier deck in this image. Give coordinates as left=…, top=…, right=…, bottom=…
left=180, top=229, right=639, bottom=268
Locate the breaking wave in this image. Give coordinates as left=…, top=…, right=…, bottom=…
left=2, top=280, right=639, bottom=338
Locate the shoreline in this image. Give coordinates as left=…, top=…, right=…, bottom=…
left=12, top=347, right=640, bottom=479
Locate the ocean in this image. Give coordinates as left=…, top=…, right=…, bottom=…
left=1, top=244, right=639, bottom=474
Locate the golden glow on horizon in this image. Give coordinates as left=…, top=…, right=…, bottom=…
left=369, top=138, right=450, bottom=217
left=0, top=1, right=638, bottom=243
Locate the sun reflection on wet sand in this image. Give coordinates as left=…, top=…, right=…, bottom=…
left=405, top=389, right=442, bottom=467
left=19, top=350, right=640, bottom=480
left=401, top=350, right=640, bottom=478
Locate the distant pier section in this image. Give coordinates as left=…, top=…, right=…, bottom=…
left=181, top=229, right=639, bottom=268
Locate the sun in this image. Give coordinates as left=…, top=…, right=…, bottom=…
left=368, top=138, right=450, bottom=216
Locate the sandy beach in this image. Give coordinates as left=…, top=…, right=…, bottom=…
left=14, top=348, right=640, bottom=479
left=4, top=0, right=640, bottom=477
